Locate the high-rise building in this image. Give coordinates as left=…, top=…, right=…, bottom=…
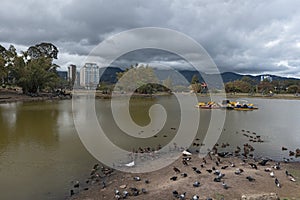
left=80, top=63, right=100, bottom=89
left=68, top=64, right=77, bottom=85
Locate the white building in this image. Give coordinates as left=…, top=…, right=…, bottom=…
left=260, top=75, right=272, bottom=82
left=80, top=63, right=100, bottom=89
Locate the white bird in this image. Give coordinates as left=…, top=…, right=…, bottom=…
left=182, top=150, right=192, bottom=156
left=125, top=161, right=135, bottom=167
left=264, top=168, right=272, bottom=172
left=289, top=177, right=296, bottom=182
left=270, top=171, right=275, bottom=178
left=192, top=195, right=199, bottom=200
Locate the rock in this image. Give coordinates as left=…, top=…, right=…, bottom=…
left=241, top=193, right=280, bottom=200
left=119, top=185, right=127, bottom=189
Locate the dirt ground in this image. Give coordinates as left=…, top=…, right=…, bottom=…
left=69, top=154, right=300, bottom=200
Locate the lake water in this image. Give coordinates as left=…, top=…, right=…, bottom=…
left=0, top=95, right=300, bottom=199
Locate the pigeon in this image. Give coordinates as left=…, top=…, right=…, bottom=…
left=246, top=176, right=255, bottom=182
left=214, top=170, right=221, bottom=176
left=221, top=165, right=229, bottom=169
left=179, top=192, right=186, bottom=200
left=270, top=171, right=275, bottom=178
left=235, top=168, right=244, bottom=175
left=73, top=181, right=80, bottom=188
left=273, top=162, right=281, bottom=170
left=173, top=167, right=181, bottom=173
left=141, top=188, right=147, bottom=194
left=134, top=176, right=141, bottom=181
left=182, top=160, right=188, bottom=166
left=222, top=181, right=229, bottom=189
left=193, top=181, right=200, bottom=187
left=172, top=190, right=179, bottom=198
left=214, top=177, right=221, bottom=182
left=170, top=176, right=178, bottom=181
left=264, top=168, right=272, bottom=172
left=206, top=169, right=213, bottom=173
left=258, top=159, right=269, bottom=166
left=114, top=189, right=120, bottom=195
left=123, top=191, right=129, bottom=198
left=192, top=195, right=199, bottom=200
left=249, top=163, right=258, bottom=169
left=181, top=173, right=188, bottom=177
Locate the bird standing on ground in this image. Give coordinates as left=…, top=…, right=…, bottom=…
left=173, top=167, right=181, bottom=173
left=275, top=178, right=281, bottom=188
left=222, top=181, right=229, bottom=189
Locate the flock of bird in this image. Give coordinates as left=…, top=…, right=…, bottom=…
left=69, top=128, right=299, bottom=199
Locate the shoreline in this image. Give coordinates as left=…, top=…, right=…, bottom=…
left=1, top=89, right=300, bottom=104
left=0, top=89, right=71, bottom=104
left=68, top=153, right=300, bottom=200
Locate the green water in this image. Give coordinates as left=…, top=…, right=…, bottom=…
left=0, top=96, right=300, bottom=199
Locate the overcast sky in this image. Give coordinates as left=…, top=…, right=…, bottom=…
left=1, top=0, right=300, bottom=77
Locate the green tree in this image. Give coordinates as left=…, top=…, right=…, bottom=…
left=287, top=85, right=299, bottom=94
left=163, top=76, right=173, bottom=91
left=117, top=65, right=159, bottom=94
left=191, top=74, right=199, bottom=84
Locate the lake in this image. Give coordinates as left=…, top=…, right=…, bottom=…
left=0, top=95, right=300, bottom=199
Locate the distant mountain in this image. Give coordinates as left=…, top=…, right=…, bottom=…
left=99, top=67, right=123, bottom=83
left=96, top=67, right=299, bottom=87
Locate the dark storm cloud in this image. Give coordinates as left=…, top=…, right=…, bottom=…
left=1, top=0, right=300, bottom=77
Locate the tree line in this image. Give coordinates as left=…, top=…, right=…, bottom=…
left=225, top=76, right=300, bottom=94
left=0, top=43, right=65, bottom=94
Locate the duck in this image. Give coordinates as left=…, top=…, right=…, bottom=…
left=170, top=176, right=177, bottom=181
left=282, top=147, right=288, bottom=151
left=275, top=178, right=281, bottom=188
left=192, top=195, right=199, bottom=200
left=134, top=176, right=141, bottom=181
left=270, top=171, right=275, bottom=178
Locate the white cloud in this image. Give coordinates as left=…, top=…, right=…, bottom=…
left=1, top=0, right=300, bottom=78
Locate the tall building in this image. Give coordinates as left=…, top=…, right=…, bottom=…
left=68, top=64, right=77, bottom=85
left=80, top=63, right=100, bottom=89
left=260, top=75, right=272, bottom=82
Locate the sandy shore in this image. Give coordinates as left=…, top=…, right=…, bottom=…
left=69, top=153, right=300, bottom=200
